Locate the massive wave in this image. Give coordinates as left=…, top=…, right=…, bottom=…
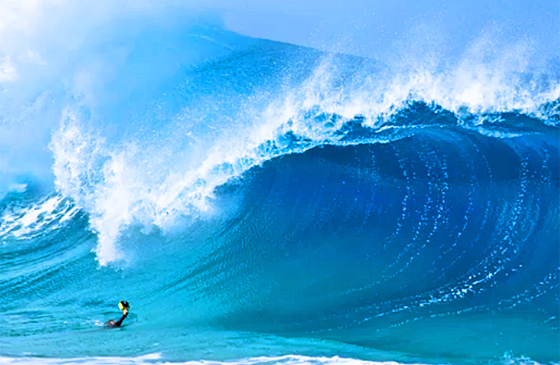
left=0, top=2, right=558, bottom=364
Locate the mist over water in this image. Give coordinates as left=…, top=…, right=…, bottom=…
left=0, top=1, right=559, bottom=364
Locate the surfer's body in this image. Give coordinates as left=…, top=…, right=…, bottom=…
left=107, top=309, right=128, bottom=328
left=107, top=301, right=130, bottom=328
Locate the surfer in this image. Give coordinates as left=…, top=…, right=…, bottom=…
left=107, top=301, right=129, bottom=328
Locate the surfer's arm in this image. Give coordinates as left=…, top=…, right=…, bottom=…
left=114, top=309, right=128, bottom=327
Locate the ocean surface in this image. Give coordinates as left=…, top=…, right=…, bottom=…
left=0, top=23, right=559, bottom=365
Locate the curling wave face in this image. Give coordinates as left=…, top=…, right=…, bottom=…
left=46, top=28, right=559, bottom=266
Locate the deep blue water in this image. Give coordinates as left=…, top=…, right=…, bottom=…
left=0, top=23, right=559, bottom=365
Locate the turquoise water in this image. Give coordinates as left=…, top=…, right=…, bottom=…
left=0, top=18, right=559, bottom=365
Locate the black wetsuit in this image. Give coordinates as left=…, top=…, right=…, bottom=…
left=107, top=312, right=128, bottom=328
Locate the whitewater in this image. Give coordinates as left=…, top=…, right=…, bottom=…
left=0, top=1, right=559, bottom=365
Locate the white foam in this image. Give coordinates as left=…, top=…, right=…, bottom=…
left=0, top=354, right=554, bottom=365
left=0, top=353, right=162, bottom=365
left=0, top=194, right=79, bottom=241
left=0, top=355, right=428, bottom=365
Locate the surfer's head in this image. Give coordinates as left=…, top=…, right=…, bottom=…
left=118, top=301, right=130, bottom=311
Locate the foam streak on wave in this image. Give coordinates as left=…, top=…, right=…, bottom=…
left=0, top=354, right=460, bottom=365
left=0, top=354, right=553, bottom=365
left=0, top=194, right=79, bottom=242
